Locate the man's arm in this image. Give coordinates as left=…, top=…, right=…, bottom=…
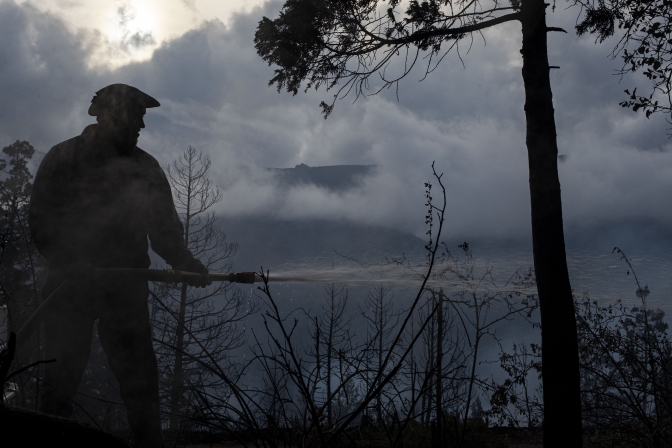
left=145, top=158, right=211, bottom=286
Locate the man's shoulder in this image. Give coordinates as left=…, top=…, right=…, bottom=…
left=131, top=148, right=169, bottom=184
left=42, top=134, right=86, bottom=165
left=132, top=147, right=163, bottom=170
left=51, top=135, right=83, bottom=152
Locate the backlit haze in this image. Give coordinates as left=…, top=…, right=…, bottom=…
left=14, top=0, right=267, bottom=67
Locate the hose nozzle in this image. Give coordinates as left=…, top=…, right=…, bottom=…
left=166, top=270, right=259, bottom=284
left=232, top=272, right=257, bottom=284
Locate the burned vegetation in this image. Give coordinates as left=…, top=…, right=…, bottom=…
left=1, top=140, right=671, bottom=448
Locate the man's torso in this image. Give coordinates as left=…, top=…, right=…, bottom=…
left=30, top=125, right=169, bottom=268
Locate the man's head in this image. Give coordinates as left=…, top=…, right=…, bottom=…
left=88, top=84, right=160, bottom=153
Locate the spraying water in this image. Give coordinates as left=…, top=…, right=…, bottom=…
left=262, top=259, right=538, bottom=296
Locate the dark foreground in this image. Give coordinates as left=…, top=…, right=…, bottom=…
left=0, top=405, right=131, bottom=447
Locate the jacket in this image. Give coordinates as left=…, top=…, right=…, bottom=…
left=29, top=124, right=193, bottom=269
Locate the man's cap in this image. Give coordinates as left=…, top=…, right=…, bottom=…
left=88, top=84, right=160, bottom=116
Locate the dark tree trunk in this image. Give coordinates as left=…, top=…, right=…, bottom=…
left=376, top=299, right=383, bottom=426
left=170, top=186, right=193, bottom=432
left=326, top=317, right=333, bottom=426
left=424, top=309, right=435, bottom=426
left=435, top=292, right=443, bottom=446
left=520, top=0, right=583, bottom=446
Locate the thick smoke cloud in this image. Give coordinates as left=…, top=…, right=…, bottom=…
left=0, top=0, right=671, bottom=243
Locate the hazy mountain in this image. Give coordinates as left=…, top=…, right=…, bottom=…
left=267, top=163, right=377, bottom=192
left=222, top=163, right=422, bottom=271
left=222, top=217, right=425, bottom=272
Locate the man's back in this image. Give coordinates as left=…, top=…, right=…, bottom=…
left=29, top=124, right=189, bottom=269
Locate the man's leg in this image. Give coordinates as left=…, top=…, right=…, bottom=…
left=40, top=273, right=96, bottom=417
left=98, top=278, right=164, bottom=448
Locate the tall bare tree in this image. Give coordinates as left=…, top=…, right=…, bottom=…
left=308, top=283, right=352, bottom=426
left=151, top=146, right=249, bottom=433
left=360, top=285, right=399, bottom=426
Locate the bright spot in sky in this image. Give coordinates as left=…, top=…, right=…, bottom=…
left=14, top=0, right=267, bottom=68
left=113, top=3, right=158, bottom=39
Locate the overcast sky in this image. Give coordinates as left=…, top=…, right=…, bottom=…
left=2, top=0, right=671, bottom=244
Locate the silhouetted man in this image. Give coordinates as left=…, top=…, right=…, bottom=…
left=28, top=84, right=210, bottom=448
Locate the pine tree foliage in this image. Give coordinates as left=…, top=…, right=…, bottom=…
left=0, top=141, right=44, bottom=330
left=255, top=0, right=523, bottom=117
left=0, top=140, right=46, bottom=410
left=575, top=0, right=672, bottom=121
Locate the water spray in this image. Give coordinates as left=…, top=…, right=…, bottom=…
left=15, top=264, right=535, bottom=350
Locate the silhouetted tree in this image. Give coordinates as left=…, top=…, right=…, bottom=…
left=150, top=146, right=249, bottom=433
left=0, top=141, right=43, bottom=333
left=576, top=251, right=672, bottom=447
left=423, top=249, right=538, bottom=444
left=419, top=297, right=436, bottom=427
left=416, top=288, right=466, bottom=445
left=575, top=0, right=672, bottom=122
left=0, top=140, right=46, bottom=410
left=307, top=283, right=352, bottom=426
left=575, top=293, right=672, bottom=447
left=234, top=165, right=451, bottom=447
left=255, top=1, right=583, bottom=444
left=360, top=285, right=399, bottom=426
left=488, top=341, right=543, bottom=427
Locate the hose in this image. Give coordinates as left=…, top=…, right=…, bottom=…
left=15, top=269, right=259, bottom=350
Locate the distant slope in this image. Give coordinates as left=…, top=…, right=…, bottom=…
left=226, top=163, right=422, bottom=272
left=220, top=217, right=425, bottom=272
left=267, top=163, right=377, bottom=192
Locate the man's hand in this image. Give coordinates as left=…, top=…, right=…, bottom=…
left=60, top=260, right=98, bottom=293
left=175, top=258, right=211, bottom=288
left=63, top=260, right=96, bottom=282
